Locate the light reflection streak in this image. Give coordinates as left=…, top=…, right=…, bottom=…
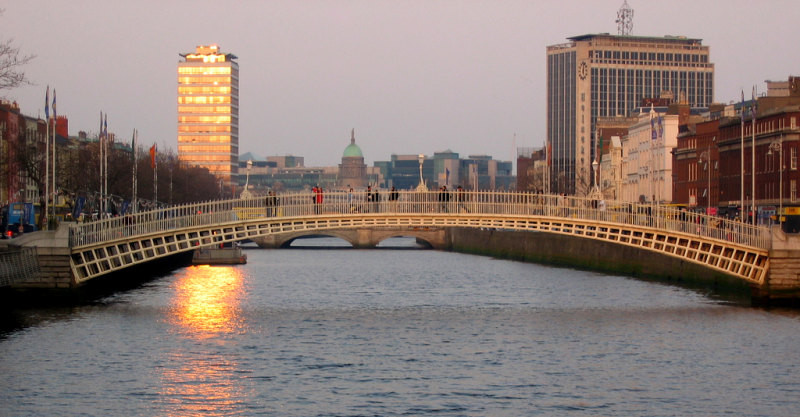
left=170, top=265, right=245, bottom=338
left=159, top=265, right=248, bottom=415
left=159, top=353, right=243, bottom=417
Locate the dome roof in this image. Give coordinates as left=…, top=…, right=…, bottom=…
left=343, top=142, right=363, bottom=158
left=342, top=128, right=363, bottom=158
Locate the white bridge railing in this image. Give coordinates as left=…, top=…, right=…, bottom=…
left=68, top=190, right=772, bottom=250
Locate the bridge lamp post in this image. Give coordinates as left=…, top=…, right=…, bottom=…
left=240, top=159, right=253, bottom=199
left=416, top=154, right=426, bottom=191
left=767, top=138, right=783, bottom=228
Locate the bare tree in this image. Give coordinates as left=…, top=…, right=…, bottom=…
left=0, top=10, right=36, bottom=92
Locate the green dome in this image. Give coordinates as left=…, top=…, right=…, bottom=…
left=343, top=142, right=363, bottom=158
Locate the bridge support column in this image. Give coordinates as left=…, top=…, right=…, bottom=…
left=354, top=229, right=376, bottom=249
left=253, top=235, right=280, bottom=249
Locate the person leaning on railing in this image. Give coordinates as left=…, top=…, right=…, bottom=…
left=456, top=186, right=468, bottom=213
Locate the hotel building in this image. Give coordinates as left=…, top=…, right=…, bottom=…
left=177, top=45, right=239, bottom=186
left=547, top=34, right=714, bottom=194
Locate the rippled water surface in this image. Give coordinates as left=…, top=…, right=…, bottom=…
left=1, top=237, right=799, bottom=416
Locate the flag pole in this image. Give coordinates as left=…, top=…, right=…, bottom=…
left=751, top=86, right=757, bottom=224
left=44, top=86, right=50, bottom=229
left=104, top=114, right=108, bottom=216
left=150, top=143, right=158, bottom=206
left=131, top=129, right=137, bottom=214
left=740, top=90, right=744, bottom=222
left=99, top=111, right=104, bottom=216
left=51, top=89, right=57, bottom=225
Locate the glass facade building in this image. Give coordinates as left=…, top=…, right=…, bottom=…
left=178, top=45, right=239, bottom=186
left=547, top=34, right=714, bottom=194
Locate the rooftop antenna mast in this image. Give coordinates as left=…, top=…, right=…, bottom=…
left=616, top=1, right=634, bottom=36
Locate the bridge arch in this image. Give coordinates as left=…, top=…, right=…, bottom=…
left=61, top=190, right=773, bottom=289
left=258, top=227, right=446, bottom=249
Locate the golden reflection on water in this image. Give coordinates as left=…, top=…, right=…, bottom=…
left=160, top=353, right=243, bottom=416
left=170, top=265, right=245, bottom=338
left=160, top=265, right=248, bottom=415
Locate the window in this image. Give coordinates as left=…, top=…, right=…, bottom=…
left=792, top=180, right=797, bottom=202
left=792, top=148, right=798, bottom=170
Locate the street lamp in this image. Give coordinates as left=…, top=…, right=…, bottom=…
left=591, top=159, right=601, bottom=199
left=240, top=159, right=253, bottom=199
left=767, top=138, right=783, bottom=227
left=416, top=154, right=427, bottom=191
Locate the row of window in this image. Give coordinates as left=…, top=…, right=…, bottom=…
left=178, top=76, right=233, bottom=84
left=178, top=67, right=232, bottom=75
left=590, top=50, right=709, bottom=64
left=177, top=106, right=233, bottom=114
left=178, top=135, right=234, bottom=143
left=180, top=155, right=238, bottom=163
left=178, top=86, right=235, bottom=95
left=178, top=125, right=234, bottom=133
left=590, top=69, right=712, bottom=118
left=178, top=96, right=234, bottom=104
left=178, top=145, right=236, bottom=154
left=178, top=115, right=234, bottom=123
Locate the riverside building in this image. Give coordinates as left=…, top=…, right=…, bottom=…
left=177, top=45, right=239, bottom=186
left=546, top=33, right=714, bottom=195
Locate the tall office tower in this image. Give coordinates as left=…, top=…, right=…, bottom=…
left=178, top=44, right=239, bottom=187
left=546, top=34, right=713, bottom=194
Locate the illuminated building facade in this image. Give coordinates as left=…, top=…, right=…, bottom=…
left=547, top=34, right=714, bottom=195
left=178, top=45, right=239, bottom=186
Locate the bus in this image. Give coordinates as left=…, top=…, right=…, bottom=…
left=1, top=202, right=38, bottom=238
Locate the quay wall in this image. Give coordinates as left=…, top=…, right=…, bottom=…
left=763, top=227, right=800, bottom=302
left=446, top=228, right=752, bottom=296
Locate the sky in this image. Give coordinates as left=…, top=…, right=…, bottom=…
left=2, top=0, right=798, bottom=167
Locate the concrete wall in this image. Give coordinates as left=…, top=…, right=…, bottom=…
left=765, top=227, right=800, bottom=301
left=447, top=228, right=752, bottom=296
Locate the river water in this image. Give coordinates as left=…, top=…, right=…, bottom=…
left=1, top=237, right=799, bottom=416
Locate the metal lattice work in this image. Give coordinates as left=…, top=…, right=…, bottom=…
left=0, top=247, right=41, bottom=286
left=616, top=0, right=634, bottom=36
left=67, top=191, right=771, bottom=285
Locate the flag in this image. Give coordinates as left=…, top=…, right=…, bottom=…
left=72, top=196, right=85, bottom=220
left=657, top=115, right=663, bottom=139
left=445, top=168, right=450, bottom=185
left=149, top=144, right=157, bottom=169
left=52, top=89, right=57, bottom=120
left=546, top=140, right=551, bottom=166
left=751, top=86, right=757, bottom=119
left=104, top=114, right=110, bottom=143
left=650, top=104, right=657, bottom=140
left=131, top=130, right=136, bottom=162
left=45, top=86, right=50, bottom=120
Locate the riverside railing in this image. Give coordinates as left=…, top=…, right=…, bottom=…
left=68, top=190, right=772, bottom=250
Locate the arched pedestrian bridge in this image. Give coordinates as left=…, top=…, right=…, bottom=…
left=56, top=190, right=781, bottom=289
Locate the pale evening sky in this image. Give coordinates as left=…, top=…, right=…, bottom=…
left=2, top=0, right=798, bottom=166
